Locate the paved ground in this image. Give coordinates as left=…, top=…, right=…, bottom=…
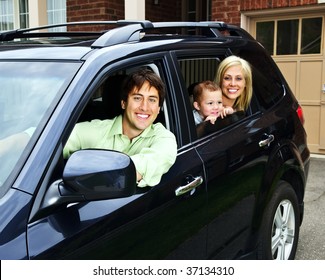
left=295, top=155, right=325, bottom=260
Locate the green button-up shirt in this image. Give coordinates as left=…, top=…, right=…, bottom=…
left=63, top=115, right=177, bottom=187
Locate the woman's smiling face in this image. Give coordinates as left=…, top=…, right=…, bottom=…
left=221, top=65, right=246, bottom=106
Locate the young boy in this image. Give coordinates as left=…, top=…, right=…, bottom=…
left=192, top=80, right=233, bottom=125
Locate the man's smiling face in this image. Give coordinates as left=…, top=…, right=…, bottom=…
left=121, top=80, right=161, bottom=139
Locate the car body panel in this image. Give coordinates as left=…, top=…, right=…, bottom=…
left=27, top=146, right=208, bottom=259
left=0, top=189, right=31, bottom=259
left=0, top=46, right=92, bottom=60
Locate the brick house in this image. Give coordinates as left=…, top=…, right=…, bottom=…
left=1, top=0, right=324, bottom=154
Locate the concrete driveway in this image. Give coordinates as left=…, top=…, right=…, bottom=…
left=295, top=155, right=325, bottom=260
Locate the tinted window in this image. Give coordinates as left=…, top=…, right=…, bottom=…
left=234, top=48, right=284, bottom=109
left=78, top=62, right=170, bottom=130
left=178, top=57, right=220, bottom=88
left=176, top=51, right=285, bottom=139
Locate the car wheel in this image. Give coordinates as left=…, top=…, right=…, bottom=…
left=257, top=181, right=300, bottom=260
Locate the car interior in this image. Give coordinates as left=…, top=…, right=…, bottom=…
left=78, top=64, right=168, bottom=130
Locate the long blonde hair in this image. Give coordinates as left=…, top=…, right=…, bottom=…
left=215, top=55, right=252, bottom=111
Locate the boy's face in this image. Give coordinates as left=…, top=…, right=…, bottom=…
left=121, top=81, right=161, bottom=138
left=194, top=89, right=223, bottom=118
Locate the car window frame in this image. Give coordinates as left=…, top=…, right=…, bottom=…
left=171, top=49, right=258, bottom=141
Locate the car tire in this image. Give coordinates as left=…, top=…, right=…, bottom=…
left=257, top=180, right=300, bottom=260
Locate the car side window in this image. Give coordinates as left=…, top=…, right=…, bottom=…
left=78, top=74, right=126, bottom=122
left=233, top=50, right=285, bottom=110
left=78, top=64, right=169, bottom=130
left=178, top=56, right=220, bottom=114
left=177, top=56, right=248, bottom=138
left=178, top=57, right=220, bottom=89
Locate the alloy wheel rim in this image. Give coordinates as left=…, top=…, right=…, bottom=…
left=271, top=199, right=295, bottom=260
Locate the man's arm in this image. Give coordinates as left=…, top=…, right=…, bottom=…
left=131, top=125, right=177, bottom=187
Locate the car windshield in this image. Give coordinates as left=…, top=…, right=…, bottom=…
left=0, top=61, right=81, bottom=194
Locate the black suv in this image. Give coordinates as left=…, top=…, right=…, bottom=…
left=0, top=21, right=310, bottom=260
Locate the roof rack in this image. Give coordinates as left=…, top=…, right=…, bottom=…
left=91, top=21, right=154, bottom=48
left=168, top=21, right=253, bottom=39
left=0, top=21, right=116, bottom=41
left=0, top=20, right=154, bottom=41
left=0, top=20, right=253, bottom=47
left=92, top=21, right=253, bottom=48
left=92, top=21, right=228, bottom=47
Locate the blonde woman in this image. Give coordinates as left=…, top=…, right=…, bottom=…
left=215, top=55, right=253, bottom=112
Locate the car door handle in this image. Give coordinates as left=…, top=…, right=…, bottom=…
left=175, top=176, right=203, bottom=196
left=259, top=134, right=275, bottom=147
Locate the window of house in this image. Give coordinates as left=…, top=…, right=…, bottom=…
left=47, top=0, right=67, bottom=31
left=277, top=19, right=299, bottom=55
left=0, top=0, right=14, bottom=31
left=19, top=0, right=29, bottom=29
left=256, top=21, right=274, bottom=55
left=301, top=17, right=322, bottom=54
left=0, top=0, right=66, bottom=32
left=0, top=0, right=28, bottom=31
left=256, top=16, right=323, bottom=56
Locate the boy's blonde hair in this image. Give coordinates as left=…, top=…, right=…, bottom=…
left=193, top=80, right=221, bottom=103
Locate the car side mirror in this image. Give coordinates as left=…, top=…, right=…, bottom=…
left=62, top=149, right=136, bottom=199
left=34, top=149, right=136, bottom=220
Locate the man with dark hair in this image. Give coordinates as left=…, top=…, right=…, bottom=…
left=63, top=68, right=177, bottom=187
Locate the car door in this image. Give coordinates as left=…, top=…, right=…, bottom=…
left=172, top=49, right=281, bottom=259
left=26, top=55, right=209, bottom=259
left=195, top=114, right=269, bottom=259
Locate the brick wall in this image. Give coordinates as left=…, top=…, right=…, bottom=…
left=66, top=0, right=182, bottom=23
left=66, top=0, right=181, bottom=31
left=211, top=0, right=318, bottom=26
left=67, top=0, right=124, bottom=30
left=240, top=0, right=318, bottom=11
left=211, top=0, right=241, bottom=25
